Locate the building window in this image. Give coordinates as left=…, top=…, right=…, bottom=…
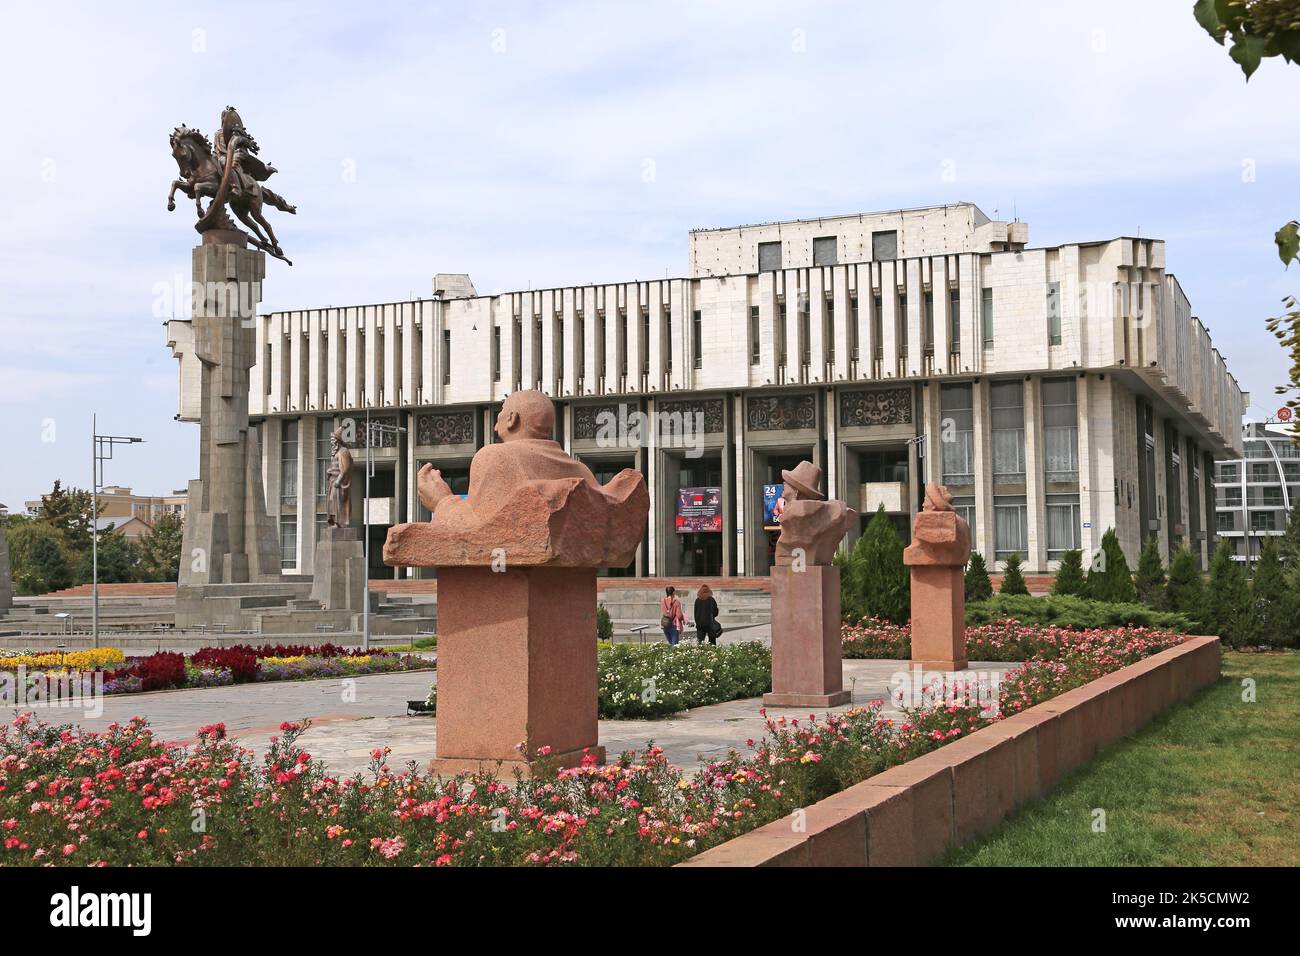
left=948, top=288, right=960, bottom=352
left=871, top=230, right=898, bottom=260
left=692, top=310, right=702, bottom=369
left=778, top=301, right=788, bottom=366
left=1046, top=493, right=1081, bottom=559
left=952, top=495, right=976, bottom=550
left=279, top=514, right=297, bottom=570
left=897, top=291, right=908, bottom=361
left=618, top=308, right=628, bottom=378
left=940, top=383, right=975, bottom=486
left=872, top=292, right=883, bottom=360
left=850, top=296, right=859, bottom=361
left=990, top=381, right=1026, bottom=483
left=994, top=495, right=1028, bottom=558
left=758, top=241, right=782, bottom=272
left=923, top=291, right=934, bottom=356
left=281, top=419, right=298, bottom=505
left=441, top=330, right=451, bottom=385
left=1047, top=281, right=1062, bottom=346
left=576, top=311, right=586, bottom=380
left=749, top=305, right=761, bottom=365
left=1042, top=377, right=1079, bottom=483
left=1251, top=510, right=1278, bottom=532
left=556, top=314, right=565, bottom=384
left=981, top=288, right=994, bottom=347
left=799, top=301, right=810, bottom=368
left=663, top=305, right=672, bottom=373
left=315, top=420, right=330, bottom=501
left=492, top=326, right=501, bottom=382
left=640, top=307, right=649, bottom=375
left=1218, top=462, right=1240, bottom=482
left=826, top=299, right=835, bottom=364
left=813, top=236, right=838, bottom=266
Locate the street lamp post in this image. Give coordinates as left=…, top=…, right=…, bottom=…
left=361, top=410, right=406, bottom=652
left=91, top=414, right=144, bottom=648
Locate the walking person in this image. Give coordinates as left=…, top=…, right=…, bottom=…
left=660, top=585, right=686, bottom=646
left=694, top=585, right=721, bottom=645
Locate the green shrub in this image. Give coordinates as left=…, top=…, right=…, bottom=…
left=965, top=552, right=994, bottom=602
left=1051, top=549, right=1086, bottom=597
left=1086, top=527, right=1137, bottom=603
left=963, top=593, right=1194, bottom=632
left=1250, top=538, right=1291, bottom=647
left=596, top=603, right=614, bottom=643
left=999, top=552, right=1029, bottom=595
left=1134, top=536, right=1167, bottom=608
left=841, top=506, right=909, bottom=624
left=1207, top=541, right=1257, bottom=647
left=1165, top=545, right=1206, bottom=627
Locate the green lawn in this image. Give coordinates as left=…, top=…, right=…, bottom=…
left=944, top=650, right=1300, bottom=867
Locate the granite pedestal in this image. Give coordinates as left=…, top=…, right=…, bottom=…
left=310, top=527, right=365, bottom=611
left=429, top=565, right=605, bottom=776
left=763, top=565, right=852, bottom=708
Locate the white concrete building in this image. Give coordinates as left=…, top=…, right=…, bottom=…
left=169, top=203, right=1245, bottom=580
left=1215, top=422, right=1299, bottom=562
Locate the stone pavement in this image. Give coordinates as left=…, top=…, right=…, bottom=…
left=31, top=657, right=1020, bottom=779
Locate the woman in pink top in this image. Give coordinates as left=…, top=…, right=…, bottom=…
left=660, top=586, right=686, bottom=646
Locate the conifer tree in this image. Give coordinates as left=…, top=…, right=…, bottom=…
left=1051, top=549, right=1087, bottom=597
left=999, top=552, right=1030, bottom=595
left=1085, top=528, right=1137, bottom=603
left=964, top=551, right=994, bottom=602
left=1134, top=536, right=1167, bottom=608
left=1207, top=540, right=1257, bottom=647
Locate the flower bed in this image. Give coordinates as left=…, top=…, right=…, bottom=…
left=597, top=642, right=771, bottom=719
left=841, top=616, right=1179, bottom=665
left=0, top=626, right=1185, bottom=867
left=1, top=644, right=429, bottom=697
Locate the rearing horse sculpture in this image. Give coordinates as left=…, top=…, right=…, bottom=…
left=167, top=106, right=297, bottom=264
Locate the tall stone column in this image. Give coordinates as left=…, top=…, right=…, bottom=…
left=178, top=237, right=280, bottom=593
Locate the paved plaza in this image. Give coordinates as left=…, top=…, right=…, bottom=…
left=38, top=657, right=1021, bottom=779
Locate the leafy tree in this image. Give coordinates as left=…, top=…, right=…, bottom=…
left=1250, top=537, right=1291, bottom=646
left=1206, top=540, right=1257, bottom=647
left=1166, top=545, right=1207, bottom=626
left=135, top=512, right=184, bottom=582
left=1051, top=549, right=1087, bottom=596
left=999, top=552, right=1030, bottom=595
left=1196, top=0, right=1300, bottom=406
left=842, top=506, right=910, bottom=624
left=1134, top=536, right=1168, bottom=608
left=1085, top=528, right=1137, bottom=603
left=965, top=551, right=994, bottom=602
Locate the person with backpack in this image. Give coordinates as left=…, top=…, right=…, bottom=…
left=660, top=585, right=686, bottom=646
left=694, top=584, right=721, bottom=645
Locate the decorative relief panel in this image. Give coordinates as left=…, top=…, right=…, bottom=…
left=747, top=393, right=816, bottom=431
left=656, top=398, right=725, bottom=434
left=839, top=387, right=913, bottom=428
left=572, top=403, right=625, bottom=441
left=414, top=411, right=475, bottom=446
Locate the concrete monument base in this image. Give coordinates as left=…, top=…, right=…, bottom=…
left=310, top=527, right=365, bottom=611
left=428, top=565, right=604, bottom=776
left=763, top=566, right=852, bottom=709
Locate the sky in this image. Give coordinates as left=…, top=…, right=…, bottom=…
left=2, top=0, right=1298, bottom=512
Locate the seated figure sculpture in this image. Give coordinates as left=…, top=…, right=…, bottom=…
left=774, top=461, right=857, bottom=566
left=382, top=389, right=648, bottom=775
left=383, top=390, right=647, bottom=568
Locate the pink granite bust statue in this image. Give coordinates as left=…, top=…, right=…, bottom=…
left=774, top=460, right=856, bottom=567
left=383, top=390, right=648, bottom=568
left=903, top=484, right=972, bottom=566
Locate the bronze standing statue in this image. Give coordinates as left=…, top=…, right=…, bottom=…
left=167, top=106, right=297, bottom=264
left=326, top=428, right=354, bottom=529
